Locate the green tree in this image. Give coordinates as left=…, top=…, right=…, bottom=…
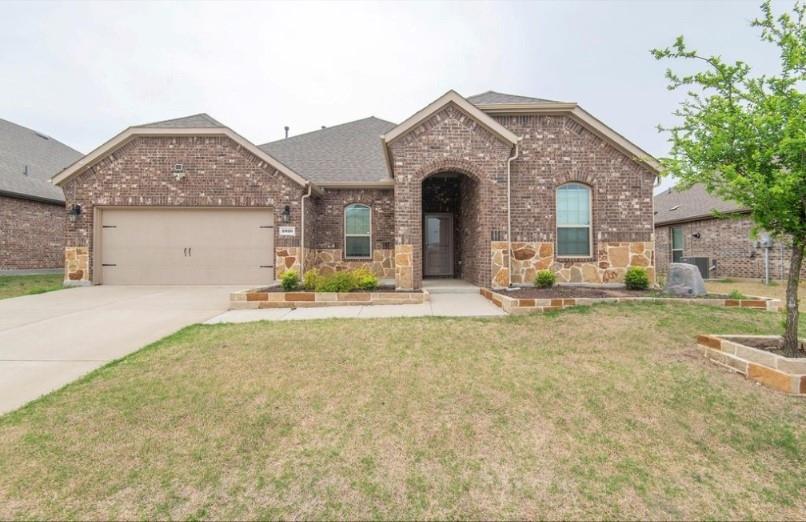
left=652, top=1, right=805, bottom=356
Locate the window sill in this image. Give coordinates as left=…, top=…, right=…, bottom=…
left=555, top=256, right=595, bottom=262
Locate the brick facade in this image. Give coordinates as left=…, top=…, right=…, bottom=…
left=305, top=188, right=395, bottom=278
left=61, top=135, right=306, bottom=283
left=388, top=103, right=513, bottom=288
left=0, top=195, right=65, bottom=270
left=57, top=100, right=659, bottom=289
left=656, top=216, right=806, bottom=280
left=386, top=105, right=656, bottom=289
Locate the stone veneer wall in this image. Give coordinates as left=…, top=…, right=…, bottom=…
left=60, top=135, right=306, bottom=283
left=0, top=195, right=65, bottom=270
left=655, top=216, right=806, bottom=280
left=492, top=240, right=655, bottom=287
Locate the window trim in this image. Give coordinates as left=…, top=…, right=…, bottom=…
left=344, top=203, right=372, bottom=260
left=671, top=226, right=684, bottom=263
left=555, top=182, right=593, bottom=259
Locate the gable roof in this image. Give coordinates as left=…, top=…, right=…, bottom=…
left=382, top=90, right=520, bottom=148
left=52, top=114, right=309, bottom=188
left=260, top=117, right=396, bottom=185
left=0, top=118, right=82, bottom=203
left=134, top=113, right=225, bottom=129
left=654, top=183, right=747, bottom=226
left=467, top=90, right=561, bottom=105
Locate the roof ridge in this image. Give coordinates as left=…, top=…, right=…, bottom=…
left=134, top=112, right=225, bottom=128
left=259, top=116, right=396, bottom=147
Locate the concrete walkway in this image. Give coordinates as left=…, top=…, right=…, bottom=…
left=206, top=292, right=506, bottom=324
left=0, top=285, right=237, bottom=415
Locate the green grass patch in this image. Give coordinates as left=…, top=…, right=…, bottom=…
left=0, top=303, right=804, bottom=520
left=0, top=274, right=64, bottom=300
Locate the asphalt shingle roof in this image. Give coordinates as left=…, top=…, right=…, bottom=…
left=0, top=118, right=82, bottom=203
left=467, top=90, right=561, bottom=105
left=259, top=117, right=397, bottom=184
left=654, top=183, right=746, bottom=225
left=134, top=113, right=225, bottom=129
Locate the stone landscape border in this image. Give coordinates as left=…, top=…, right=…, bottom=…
left=231, top=287, right=428, bottom=309
left=696, top=334, right=805, bottom=395
left=480, top=288, right=781, bottom=314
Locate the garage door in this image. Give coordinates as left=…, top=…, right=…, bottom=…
left=100, top=208, right=274, bottom=285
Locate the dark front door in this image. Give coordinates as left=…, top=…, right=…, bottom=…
left=424, top=213, right=453, bottom=277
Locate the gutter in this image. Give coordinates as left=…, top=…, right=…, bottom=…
left=506, top=140, right=521, bottom=287
left=298, top=183, right=314, bottom=275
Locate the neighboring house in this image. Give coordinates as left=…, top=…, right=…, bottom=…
left=52, top=90, right=659, bottom=289
left=0, top=119, right=82, bottom=270
left=654, top=183, right=805, bottom=280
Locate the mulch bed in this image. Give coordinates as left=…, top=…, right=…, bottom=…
left=493, top=286, right=732, bottom=299
left=264, top=286, right=421, bottom=294
left=723, top=336, right=806, bottom=357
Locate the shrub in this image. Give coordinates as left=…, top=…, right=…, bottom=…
left=280, top=270, right=300, bottom=291
left=728, top=289, right=747, bottom=300
left=534, top=270, right=556, bottom=288
left=352, top=268, right=378, bottom=290
left=624, top=267, right=649, bottom=290
left=316, top=271, right=357, bottom=293
left=302, top=269, right=321, bottom=291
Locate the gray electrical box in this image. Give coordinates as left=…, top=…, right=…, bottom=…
left=681, top=257, right=710, bottom=280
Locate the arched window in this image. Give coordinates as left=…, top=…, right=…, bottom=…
left=556, top=183, right=592, bottom=257
left=344, top=204, right=371, bottom=258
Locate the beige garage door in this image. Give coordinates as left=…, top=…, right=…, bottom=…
left=100, top=208, right=274, bottom=285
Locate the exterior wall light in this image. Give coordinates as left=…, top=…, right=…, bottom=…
left=172, top=163, right=186, bottom=181
left=281, top=205, right=291, bottom=224
left=692, top=232, right=701, bottom=239
left=68, top=204, right=82, bottom=223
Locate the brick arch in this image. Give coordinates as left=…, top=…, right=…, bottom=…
left=415, top=157, right=487, bottom=184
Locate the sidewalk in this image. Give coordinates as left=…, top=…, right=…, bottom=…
left=205, top=292, right=506, bottom=324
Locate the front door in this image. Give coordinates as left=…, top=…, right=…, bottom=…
left=424, top=213, right=453, bottom=277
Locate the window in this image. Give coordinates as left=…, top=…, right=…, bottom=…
left=671, top=226, right=684, bottom=263
left=344, top=204, right=371, bottom=258
left=556, top=183, right=592, bottom=257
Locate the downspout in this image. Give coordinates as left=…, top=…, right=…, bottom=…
left=506, top=140, right=520, bottom=287
left=299, top=183, right=313, bottom=275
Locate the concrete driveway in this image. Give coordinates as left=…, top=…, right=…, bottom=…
left=0, top=286, right=238, bottom=415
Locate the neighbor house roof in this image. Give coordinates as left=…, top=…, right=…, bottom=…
left=654, top=183, right=747, bottom=226
left=52, top=113, right=310, bottom=188
left=467, top=90, right=561, bottom=105
left=260, top=117, right=397, bottom=186
left=0, top=118, right=82, bottom=204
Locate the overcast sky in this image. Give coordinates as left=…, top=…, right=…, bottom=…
left=0, top=0, right=787, bottom=192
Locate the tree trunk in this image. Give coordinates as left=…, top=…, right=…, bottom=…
left=782, top=239, right=804, bottom=357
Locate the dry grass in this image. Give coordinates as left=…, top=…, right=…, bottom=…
left=0, top=274, right=64, bottom=300
left=705, top=279, right=805, bottom=302
left=0, top=303, right=804, bottom=520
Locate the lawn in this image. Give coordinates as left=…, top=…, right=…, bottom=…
left=0, top=273, right=64, bottom=300
left=0, top=303, right=804, bottom=520
left=706, top=278, right=805, bottom=303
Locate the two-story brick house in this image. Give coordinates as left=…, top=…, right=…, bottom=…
left=52, top=90, right=659, bottom=289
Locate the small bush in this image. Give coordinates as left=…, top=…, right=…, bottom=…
left=728, top=289, right=747, bottom=300
left=280, top=270, right=300, bottom=291
left=302, top=269, right=321, bottom=291
left=352, top=268, right=378, bottom=290
left=316, top=271, right=357, bottom=293
left=535, top=270, right=556, bottom=288
left=624, top=267, right=649, bottom=290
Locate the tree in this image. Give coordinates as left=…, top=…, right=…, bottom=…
left=651, top=0, right=805, bottom=356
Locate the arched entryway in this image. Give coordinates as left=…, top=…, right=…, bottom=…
left=421, top=170, right=485, bottom=286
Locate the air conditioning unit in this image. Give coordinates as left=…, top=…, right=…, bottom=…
left=681, top=256, right=710, bottom=280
